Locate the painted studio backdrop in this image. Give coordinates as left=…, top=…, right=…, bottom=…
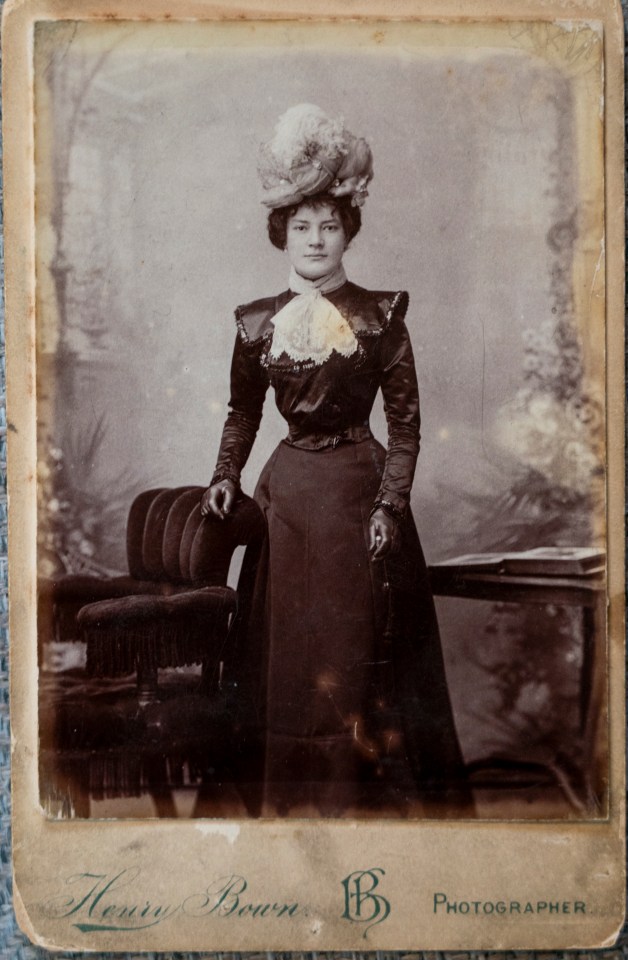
left=34, top=20, right=606, bottom=819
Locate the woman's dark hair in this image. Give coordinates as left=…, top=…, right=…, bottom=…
left=267, top=192, right=362, bottom=250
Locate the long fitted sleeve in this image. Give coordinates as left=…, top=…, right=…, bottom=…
left=211, top=283, right=419, bottom=508
left=372, top=311, right=421, bottom=519
left=211, top=333, right=269, bottom=487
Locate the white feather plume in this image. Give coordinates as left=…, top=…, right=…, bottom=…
left=266, top=103, right=347, bottom=173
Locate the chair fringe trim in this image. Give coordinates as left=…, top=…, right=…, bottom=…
left=85, top=616, right=231, bottom=677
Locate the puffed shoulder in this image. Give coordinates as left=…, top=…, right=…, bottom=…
left=234, top=283, right=409, bottom=343
left=347, top=287, right=410, bottom=336
left=327, top=283, right=409, bottom=337
left=235, top=291, right=293, bottom=344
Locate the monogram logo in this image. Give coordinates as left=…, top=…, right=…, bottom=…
left=341, top=868, right=391, bottom=938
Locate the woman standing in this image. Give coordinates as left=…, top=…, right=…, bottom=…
left=201, top=105, right=470, bottom=817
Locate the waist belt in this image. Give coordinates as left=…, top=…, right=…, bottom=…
left=284, top=425, right=374, bottom=450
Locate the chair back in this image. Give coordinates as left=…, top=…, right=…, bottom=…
left=126, top=486, right=264, bottom=586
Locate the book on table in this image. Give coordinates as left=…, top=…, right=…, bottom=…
left=435, top=547, right=605, bottom=578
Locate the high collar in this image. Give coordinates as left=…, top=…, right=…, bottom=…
left=288, top=264, right=347, bottom=296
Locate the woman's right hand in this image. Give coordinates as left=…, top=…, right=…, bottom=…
left=200, top=479, right=238, bottom=520
left=368, top=508, right=400, bottom=561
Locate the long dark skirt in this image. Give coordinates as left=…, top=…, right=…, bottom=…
left=228, top=438, right=472, bottom=817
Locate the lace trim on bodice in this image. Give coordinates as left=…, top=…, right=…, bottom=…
left=234, top=285, right=409, bottom=370
left=268, top=289, right=359, bottom=366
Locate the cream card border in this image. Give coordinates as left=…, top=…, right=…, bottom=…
left=3, top=0, right=625, bottom=951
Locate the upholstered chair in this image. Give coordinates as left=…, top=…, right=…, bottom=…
left=39, top=485, right=265, bottom=815
left=72, top=486, right=264, bottom=702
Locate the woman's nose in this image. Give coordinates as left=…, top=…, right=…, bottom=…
left=308, top=229, right=323, bottom=247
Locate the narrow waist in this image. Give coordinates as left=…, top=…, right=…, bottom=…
left=284, top=425, right=373, bottom=450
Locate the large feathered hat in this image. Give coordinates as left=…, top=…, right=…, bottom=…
left=257, top=104, right=374, bottom=210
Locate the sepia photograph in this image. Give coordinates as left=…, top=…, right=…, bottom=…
left=33, top=17, right=608, bottom=822
left=4, top=0, right=624, bottom=951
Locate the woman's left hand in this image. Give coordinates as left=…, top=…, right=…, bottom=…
left=369, top=508, right=400, bottom=561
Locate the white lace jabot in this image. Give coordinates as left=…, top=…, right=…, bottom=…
left=269, top=265, right=358, bottom=365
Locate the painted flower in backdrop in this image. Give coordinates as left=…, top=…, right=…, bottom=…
left=496, top=390, right=604, bottom=497
left=495, top=317, right=604, bottom=503
left=37, top=445, right=101, bottom=577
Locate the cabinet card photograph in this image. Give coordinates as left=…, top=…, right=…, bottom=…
left=4, top=0, right=625, bottom=951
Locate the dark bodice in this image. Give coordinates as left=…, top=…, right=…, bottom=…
left=212, top=280, right=421, bottom=519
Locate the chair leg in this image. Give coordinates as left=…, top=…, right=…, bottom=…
left=149, top=787, right=178, bottom=818
left=136, top=659, right=159, bottom=705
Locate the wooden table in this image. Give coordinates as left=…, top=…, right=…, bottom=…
left=428, top=561, right=606, bottom=813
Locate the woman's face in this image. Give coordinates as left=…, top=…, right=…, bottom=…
left=285, top=202, right=347, bottom=280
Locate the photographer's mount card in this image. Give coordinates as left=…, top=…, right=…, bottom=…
left=4, top=0, right=624, bottom=951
